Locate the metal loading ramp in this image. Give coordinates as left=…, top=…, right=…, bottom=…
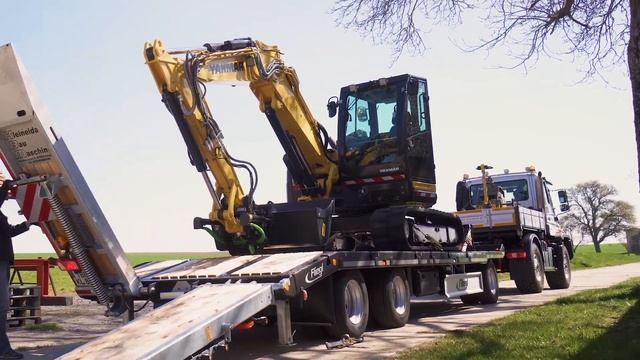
left=59, top=283, right=275, bottom=360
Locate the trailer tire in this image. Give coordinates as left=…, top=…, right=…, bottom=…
left=327, top=271, right=369, bottom=339
left=545, top=245, right=571, bottom=289
left=370, top=269, right=411, bottom=328
left=511, top=236, right=545, bottom=294
left=460, top=261, right=499, bottom=305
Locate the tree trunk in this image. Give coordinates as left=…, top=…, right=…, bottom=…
left=629, top=0, right=640, bottom=190
left=591, top=229, right=601, bottom=253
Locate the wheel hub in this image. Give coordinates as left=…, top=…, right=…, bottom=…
left=391, top=276, right=407, bottom=315
left=345, top=280, right=365, bottom=325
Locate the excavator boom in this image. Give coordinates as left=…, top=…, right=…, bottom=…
left=144, top=38, right=337, bottom=251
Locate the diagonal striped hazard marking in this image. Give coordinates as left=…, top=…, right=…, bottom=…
left=14, top=183, right=53, bottom=223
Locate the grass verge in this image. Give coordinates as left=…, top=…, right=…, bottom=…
left=396, top=277, right=640, bottom=360
left=23, top=323, right=62, bottom=331
left=571, top=243, right=640, bottom=270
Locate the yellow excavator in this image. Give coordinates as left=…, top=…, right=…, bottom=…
left=144, top=37, right=463, bottom=255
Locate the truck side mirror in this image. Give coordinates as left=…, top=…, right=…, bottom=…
left=327, top=97, right=339, bottom=118
left=558, top=190, right=569, bottom=212
left=455, top=180, right=473, bottom=211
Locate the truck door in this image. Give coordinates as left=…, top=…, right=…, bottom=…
left=543, top=182, right=562, bottom=238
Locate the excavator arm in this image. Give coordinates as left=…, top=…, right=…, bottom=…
left=144, top=38, right=337, bottom=242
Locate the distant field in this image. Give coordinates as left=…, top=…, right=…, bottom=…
left=12, top=252, right=229, bottom=294
left=12, top=244, right=640, bottom=295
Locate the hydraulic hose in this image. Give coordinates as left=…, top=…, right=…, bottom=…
left=48, top=195, right=110, bottom=306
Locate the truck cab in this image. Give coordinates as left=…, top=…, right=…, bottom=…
left=465, top=169, right=565, bottom=240
left=455, top=166, right=573, bottom=294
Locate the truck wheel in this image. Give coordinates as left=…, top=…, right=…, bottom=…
left=370, top=270, right=411, bottom=328
left=460, top=261, right=499, bottom=305
left=327, top=271, right=369, bottom=339
left=511, top=238, right=545, bottom=294
left=545, top=245, right=571, bottom=289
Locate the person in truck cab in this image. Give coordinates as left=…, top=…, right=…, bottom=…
left=486, top=176, right=505, bottom=206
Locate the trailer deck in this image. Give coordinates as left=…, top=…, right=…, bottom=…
left=61, top=248, right=503, bottom=359
left=135, top=250, right=504, bottom=298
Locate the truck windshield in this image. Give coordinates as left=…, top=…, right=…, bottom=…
left=343, top=84, right=400, bottom=167
left=469, top=179, right=529, bottom=205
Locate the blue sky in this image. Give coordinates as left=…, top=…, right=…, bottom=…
left=0, top=1, right=636, bottom=252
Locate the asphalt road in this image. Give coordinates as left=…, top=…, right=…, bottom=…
left=20, top=262, right=640, bottom=360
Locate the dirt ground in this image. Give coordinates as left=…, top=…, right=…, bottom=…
left=8, top=297, right=148, bottom=351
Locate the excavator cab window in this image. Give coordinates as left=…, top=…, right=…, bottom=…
left=342, top=84, right=400, bottom=169
left=338, top=75, right=435, bottom=185
left=333, top=75, right=437, bottom=207
left=405, top=78, right=435, bottom=183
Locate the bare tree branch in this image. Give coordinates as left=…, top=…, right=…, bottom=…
left=332, top=1, right=640, bottom=188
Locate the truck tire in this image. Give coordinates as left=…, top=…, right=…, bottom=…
left=460, top=261, right=499, bottom=305
left=511, top=236, right=545, bottom=294
left=370, top=269, right=411, bottom=328
left=545, top=245, right=571, bottom=289
left=327, top=271, right=369, bottom=339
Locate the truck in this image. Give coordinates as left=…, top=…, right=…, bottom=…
left=0, top=41, right=503, bottom=359
left=455, top=164, right=573, bottom=294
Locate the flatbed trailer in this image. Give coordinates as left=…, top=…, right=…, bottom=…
left=2, top=43, right=504, bottom=359
left=62, top=249, right=503, bottom=359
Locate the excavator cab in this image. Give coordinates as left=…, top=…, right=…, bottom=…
left=333, top=74, right=436, bottom=210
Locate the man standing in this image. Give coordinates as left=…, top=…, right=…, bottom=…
left=0, top=172, right=30, bottom=360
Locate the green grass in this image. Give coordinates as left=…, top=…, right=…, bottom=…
left=12, top=252, right=229, bottom=295
left=396, top=277, right=640, bottom=360
left=23, top=322, right=62, bottom=331
left=571, top=243, right=640, bottom=270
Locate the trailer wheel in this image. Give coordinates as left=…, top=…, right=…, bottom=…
left=370, top=269, right=411, bottom=328
left=460, top=261, right=499, bottom=305
left=545, top=245, right=571, bottom=289
left=511, top=236, right=545, bottom=294
left=327, top=271, right=369, bottom=339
